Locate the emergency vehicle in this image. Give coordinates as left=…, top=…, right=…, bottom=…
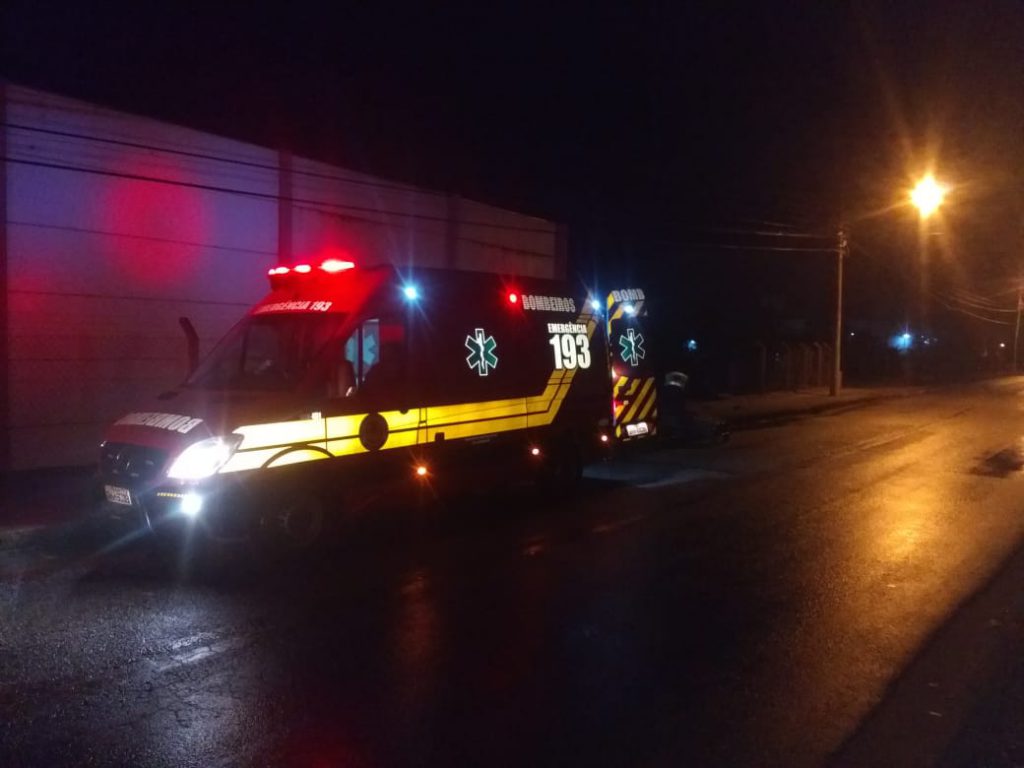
left=99, top=259, right=655, bottom=544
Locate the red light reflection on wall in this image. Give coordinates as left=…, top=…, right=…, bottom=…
left=100, top=156, right=210, bottom=286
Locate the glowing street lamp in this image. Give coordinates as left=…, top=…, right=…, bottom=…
left=830, top=172, right=947, bottom=397
left=910, top=174, right=946, bottom=218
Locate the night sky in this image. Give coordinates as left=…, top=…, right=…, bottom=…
left=4, top=1, right=1024, bottom=352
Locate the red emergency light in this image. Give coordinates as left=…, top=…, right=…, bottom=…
left=320, top=259, right=355, bottom=273
left=293, top=264, right=313, bottom=273
left=507, top=292, right=519, bottom=305
left=267, top=266, right=291, bottom=276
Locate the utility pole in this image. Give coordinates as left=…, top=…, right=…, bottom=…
left=831, top=226, right=847, bottom=396
left=1014, top=285, right=1022, bottom=373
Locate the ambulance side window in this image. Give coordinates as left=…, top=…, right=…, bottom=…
left=343, top=334, right=359, bottom=379
left=337, top=315, right=405, bottom=403
left=364, top=316, right=406, bottom=403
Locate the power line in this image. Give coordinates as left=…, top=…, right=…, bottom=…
left=937, top=291, right=1017, bottom=313
left=9, top=219, right=278, bottom=256
left=734, top=218, right=808, bottom=231
left=4, top=122, right=835, bottom=242
left=11, top=215, right=552, bottom=262
left=659, top=240, right=837, bottom=253
left=932, top=295, right=1013, bottom=325
left=1, top=155, right=559, bottom=235
left=947, top=287, right=1002, bottom=308
left=3, top=121, right=454, bottom=201
left=686, top=227, right=833, bottom=239
left=8, top=287, right=251, bottom=307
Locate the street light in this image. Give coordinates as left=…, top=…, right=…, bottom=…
left=910, top=174, right=946, bottom=219
left=831, top=172, right=948, bottom=397
left=908, top=173, right=948, bottom=378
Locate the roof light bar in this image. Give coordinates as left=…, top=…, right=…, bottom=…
left=267, top=259, right=356, bottom=287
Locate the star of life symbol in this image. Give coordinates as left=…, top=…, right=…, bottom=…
left=465, top=328, right=498, bottom=376
left=618, top=328, right=645, bottom=367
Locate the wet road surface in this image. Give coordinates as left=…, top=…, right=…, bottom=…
left=3, top=379, right=1024, bottom=767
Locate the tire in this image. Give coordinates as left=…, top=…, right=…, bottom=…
left=265, top=490, right=325, bottom=551
left=538, top=438, right=583, bottom=495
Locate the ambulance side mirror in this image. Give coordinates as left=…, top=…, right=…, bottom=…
left=664, top=371, right=688, bottom=392
left=178, top=317, right=199, bottom=375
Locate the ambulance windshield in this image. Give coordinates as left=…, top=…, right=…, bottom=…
left=186, top=312, right=346, bottom=391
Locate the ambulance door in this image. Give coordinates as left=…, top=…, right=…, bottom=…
left=322, top=310, right=419, bottom=458
left=606, top=288, right=657, bottom=440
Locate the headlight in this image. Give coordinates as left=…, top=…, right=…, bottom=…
left=166, top=435, right=242, bottom=480
left=180, top=492, right=204, bottom=517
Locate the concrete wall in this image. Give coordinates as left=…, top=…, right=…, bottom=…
left=1, top=84, right=562, bottom=470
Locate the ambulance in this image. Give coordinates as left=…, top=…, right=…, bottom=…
left=98, top=259, right=655, bottom=544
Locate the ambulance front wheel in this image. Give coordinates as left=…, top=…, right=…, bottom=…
left=264, top=491, right=325, bottom=550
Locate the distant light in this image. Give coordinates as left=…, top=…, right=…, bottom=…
left=891, top=331, right=914, bottom=351
left=508, top=292, right=519, bottom=304
left=320, top=259, right=355, bottom=273
left=1000, top=342, right=1007, bottom=349
left=624, top=304, right=636, bottom=315
left=180, top=493, right=203, bottom=518
left=530, top=446, right=541, bottom=456
left=267, top=266, right=290, bottom=276
left=686, top=339, right=698, bottom=352
left=403, top=285, right=419, bottom=301
left=293, top=264, right=312, bottom=273
left=600, top=434, right=609, bottom=443
left=590, top=299, right=602, bottom=311
left=415, top=465, right=428, bottom=477
left=911, top=174, right=947, bottom=219
left=849, top=332, right=856, bottom=337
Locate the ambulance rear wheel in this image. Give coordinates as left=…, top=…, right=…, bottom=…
left=539, top=439, right=583, bottom=494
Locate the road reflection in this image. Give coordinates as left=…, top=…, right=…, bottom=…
left=392, top=567, right=440, bottom=720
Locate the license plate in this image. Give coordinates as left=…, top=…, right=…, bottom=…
left=625, top=421, right=650, bottom=437
left=104, top=485, right=132, bottom=505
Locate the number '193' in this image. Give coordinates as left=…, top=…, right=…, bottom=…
left=549, top=333, right=591, bottom=369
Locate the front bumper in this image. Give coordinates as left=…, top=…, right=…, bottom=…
left=99, top=476, right=251, bottom=540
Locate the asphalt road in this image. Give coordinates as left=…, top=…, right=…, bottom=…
left=3, top=380, right=1024, bottom=767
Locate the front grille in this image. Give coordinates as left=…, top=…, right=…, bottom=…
left=99, top=442, right=169, bottom=487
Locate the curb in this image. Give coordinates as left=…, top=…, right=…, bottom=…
left=0, top=524, right=46, bottom=552
left=711, top=391, right=919, bottom=431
